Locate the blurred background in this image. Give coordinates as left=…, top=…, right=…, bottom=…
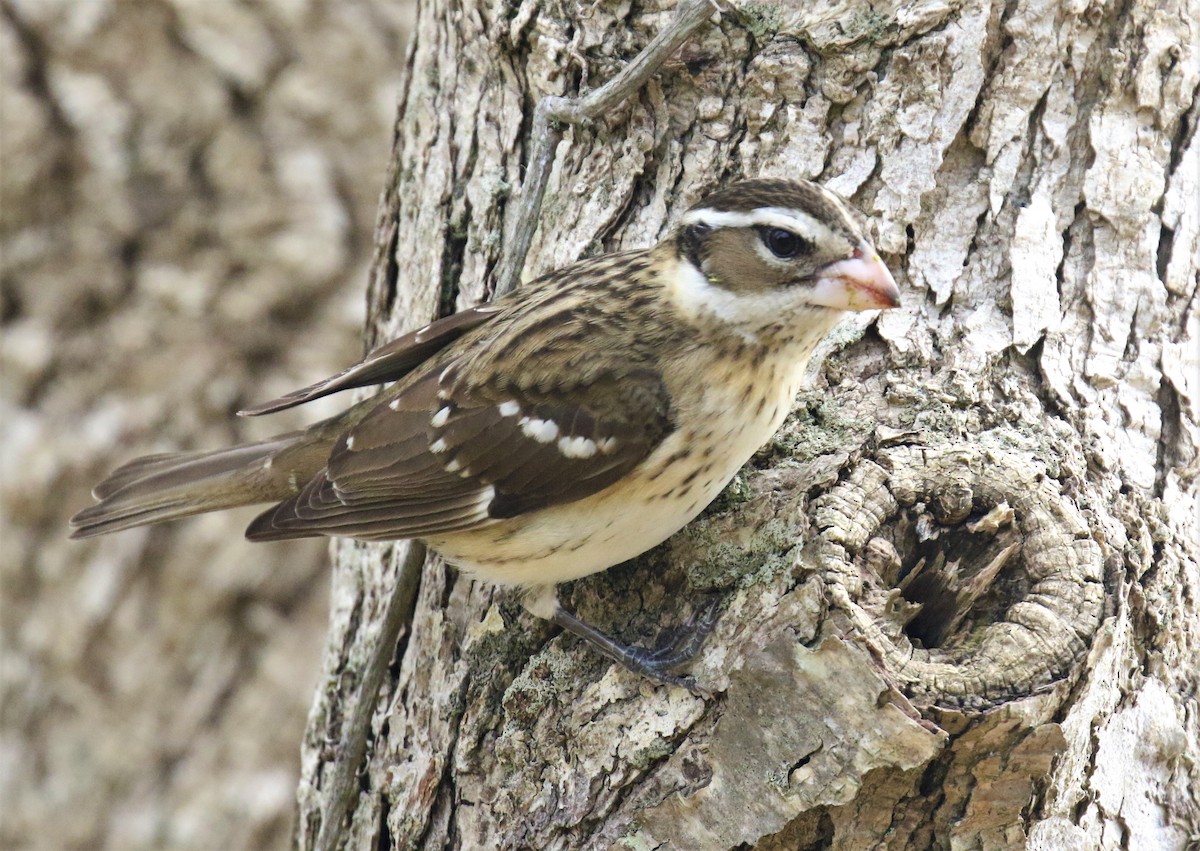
left=1, top=0, right=413, bottom=846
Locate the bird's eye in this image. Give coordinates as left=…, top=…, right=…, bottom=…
left=758, top=227, right=809, bottom=259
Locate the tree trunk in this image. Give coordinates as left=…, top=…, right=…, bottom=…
left=299, top=0, right=1199, bottom=848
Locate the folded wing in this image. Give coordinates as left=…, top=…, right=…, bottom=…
left=245, top=358, right=674, bottom=542
left=238, top=303, right=503, bottom=416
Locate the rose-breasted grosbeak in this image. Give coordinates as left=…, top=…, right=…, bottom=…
left=71, top=179, right=900, bottom=687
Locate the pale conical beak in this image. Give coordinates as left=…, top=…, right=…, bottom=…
left=809, top=247, right=901, bottom=312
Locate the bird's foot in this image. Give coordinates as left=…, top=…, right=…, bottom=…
left=548, top=594, right=723, bottom=697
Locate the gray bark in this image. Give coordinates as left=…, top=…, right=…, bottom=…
left=1, top=1, right=409, bottom=848
left=300, top=0, right=1199, bottom=849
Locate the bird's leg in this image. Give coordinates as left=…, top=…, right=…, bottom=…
left=493, top=0, right=719, bottom=298
left=524, top=586, right=723, bottom=695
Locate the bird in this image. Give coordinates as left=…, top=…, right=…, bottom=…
left=70, top=178, right=900, bottom=689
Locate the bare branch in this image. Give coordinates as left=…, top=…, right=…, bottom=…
left=493, top=0, right=717, bottom=297
left=315, top=542, right=425, bottom=851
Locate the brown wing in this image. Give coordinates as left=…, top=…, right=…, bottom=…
left=238, top=303, right=503, bottom=416
left=245, top=347, right=674, bottom=542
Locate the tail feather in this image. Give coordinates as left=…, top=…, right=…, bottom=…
left=92, top=444, right=283, bottom=500
left=70, top=432, right=318, bottom=539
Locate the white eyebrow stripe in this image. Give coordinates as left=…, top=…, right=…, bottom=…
left=680, top=206, right=826, bottom=236
left=817, top=189, right=861, bottom=232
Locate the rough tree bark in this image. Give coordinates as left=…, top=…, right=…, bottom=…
left=2, top=2, right=409, bottom=848
left=295, top=0, right=1199, bottom=848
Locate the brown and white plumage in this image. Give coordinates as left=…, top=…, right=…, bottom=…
left=241, top=249, right=678, bottom=545
left=71, top=179, right=900, bottom=686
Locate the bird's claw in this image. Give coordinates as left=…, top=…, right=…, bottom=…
left=549, top=593, right=725, bottom=696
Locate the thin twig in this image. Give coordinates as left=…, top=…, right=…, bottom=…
left=493, top=0, right=718, bottom=297
left=314, top=2, right=717, bottom=847
left=315, top=542, right=426, bottom=851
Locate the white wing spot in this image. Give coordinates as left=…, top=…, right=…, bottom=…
left=498, top=400, right=520, bottom=417
left=557, top=435, right=597, bottom=459
left=345, top=436, right=355, bottom=450
left=389, top=399, right=401, bottom=410
left=430, top=438, right=449, bottom=453
left=519, top=416, right=559, bottom=443
left=262, top=457, right=273, bottom=469
left=431, top=406, right=452, bottom=427
left=287, top=472, right=299, bottom=492
left=598, top=436, right=619, bottom=454
left=445, top=457, right=462, bottom=473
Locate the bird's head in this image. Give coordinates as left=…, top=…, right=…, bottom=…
left=666, top=179, right=900, bottom=339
